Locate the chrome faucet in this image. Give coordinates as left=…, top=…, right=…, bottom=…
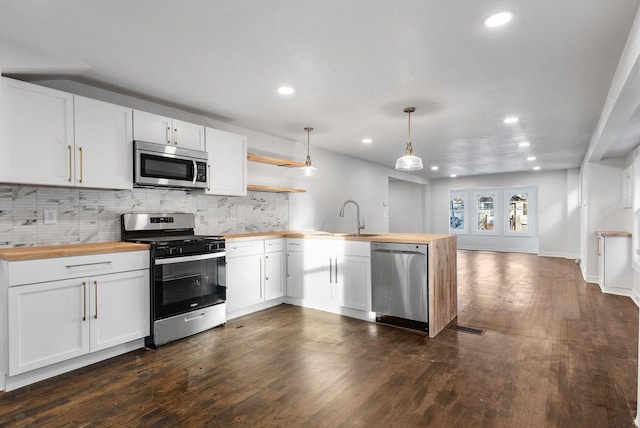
left=339, top=200, right=365, bottom=236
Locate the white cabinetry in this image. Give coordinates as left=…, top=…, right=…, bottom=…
left=74, top=96, right=133, bottom=189
left=226, top=241, right=264, bottom=313
left=285, top=239, right=371, bottom=313
left=8, top=278, right=89, bottom=374
left=133, top=110, right=205, bottom=151
left=205, top=127, right=247, bottom=196
left=225, top=239, right=285, bottom=318
left=264, top=239, right=284, bottom=300
left=335, top=255, right=370, bottom=311
left=0, top=77, right=134, bottom=190
left=5, top=250, right=149, bottom=377
left=0, top=77, right=74, bottom=186
left=285, top=250, right=305, bottom=299
left=597, top=232, right=632, bottom=294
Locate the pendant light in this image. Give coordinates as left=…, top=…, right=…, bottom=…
left=300, top=127, right=319, bottom=177
left=395, top=107, right=424, bottom=171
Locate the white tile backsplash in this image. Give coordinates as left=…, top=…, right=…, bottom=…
left=0, top=186, right=289, bottom=248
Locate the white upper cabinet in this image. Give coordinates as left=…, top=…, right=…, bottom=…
left=0, top=77, right=74, bottom=186
left=204, top=127, right=247, bottom=196
left=74, top=96, right=133, bottom=190
left=133, top=110, right=205, bottom=151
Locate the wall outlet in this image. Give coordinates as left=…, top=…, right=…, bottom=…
left=228, top=208, right=236, bottom=221
left=44, top=209, right=57, bottom=225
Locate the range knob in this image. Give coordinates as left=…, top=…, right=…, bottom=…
left=166, top=247, right=181, bottom=255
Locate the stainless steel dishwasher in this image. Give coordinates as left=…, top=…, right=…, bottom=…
left=371, top=242, right=429, bottom=332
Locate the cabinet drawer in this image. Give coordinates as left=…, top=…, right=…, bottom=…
left=226, top=240, right=264, bottom=257
left=8, top=250, right=150, bottom=286
left=286, top=239, right=370, bottom=257
left=265, top=238, right=284, bottom=253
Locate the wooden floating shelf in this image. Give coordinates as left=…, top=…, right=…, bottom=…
left=247, top=184, right=306, bottom=193
left=247, top=153, right=305, bottom=167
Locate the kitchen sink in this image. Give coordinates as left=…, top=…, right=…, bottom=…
left=313, top=232, right=380, bottom=237
left=344, top=233, right=381, bottom=237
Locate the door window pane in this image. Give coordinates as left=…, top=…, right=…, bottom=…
left=477, top=196, right=494, bottom=231
left=509, top=194, right=528, bottom=232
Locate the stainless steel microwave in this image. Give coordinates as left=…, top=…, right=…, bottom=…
left=134, top=140, right=208, bottom=189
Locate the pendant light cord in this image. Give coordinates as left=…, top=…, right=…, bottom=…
left=406, top=108, right=414, bottom=155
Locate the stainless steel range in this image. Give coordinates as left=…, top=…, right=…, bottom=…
left=121, top=213, right=226, bottom=347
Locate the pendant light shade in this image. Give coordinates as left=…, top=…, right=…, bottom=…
left=395, top=107, right=423, bottom=171
left=300, top=127, right=319, bottom=177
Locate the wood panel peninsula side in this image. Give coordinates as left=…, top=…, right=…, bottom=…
left=224, top=231, right=458, bottom=338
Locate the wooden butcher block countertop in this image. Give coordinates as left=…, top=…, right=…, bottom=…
left=596, top=231, right=632, bottom=238
left=0, top=242, right=150, bottom=261
left=224, top=231, right=453, bottom=244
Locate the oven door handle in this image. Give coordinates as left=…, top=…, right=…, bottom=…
left=155, top=252, right=226, bottom=265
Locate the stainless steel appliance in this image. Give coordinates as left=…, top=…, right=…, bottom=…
left=121, top=213, right=226, bottom=347
left=371, top=242, right=429, bottom=332
left=134, top=140, right=208, bottom=189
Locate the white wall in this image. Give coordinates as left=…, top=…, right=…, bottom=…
left=566, top=169, right=581, bottom=259
left=388, top=179, right=427, bottom=233
left=580, top=161, right=632, bottom=283
left=430, top=169, right=576, bottom=257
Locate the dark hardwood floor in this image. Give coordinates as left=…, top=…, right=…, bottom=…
left=0, top=250, right=637, bottom=427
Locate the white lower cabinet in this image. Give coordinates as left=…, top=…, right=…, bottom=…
left=5, top=250, right=150, bottom=377
left=285, top=239, right=371, bottom=312
left=597, top=232, right=632, bottom=293
left=335, top=255, right=370, bottom=311
left=264, top=241, right=285, bottom=300
left=8, top=278, right=89, bottom=375
left=285, top=251, right=305, bottom=299
left=226, top=239, right=285, bottom=316
left=226, top=254, right=263, bottom=312
left=89, top=270, right=150, bottom=352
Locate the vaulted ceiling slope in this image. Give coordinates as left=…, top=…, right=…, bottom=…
left=0, top=0, right=638, bottom=178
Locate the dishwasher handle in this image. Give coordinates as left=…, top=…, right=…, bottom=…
left=371, top=249, right=426, bottom=256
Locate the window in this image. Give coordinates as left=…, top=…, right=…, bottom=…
left=449, top=192, right=468, bottom=234
left=508, top=194, right=528, bottom=232
left=477, top=195, right=495, bottom=231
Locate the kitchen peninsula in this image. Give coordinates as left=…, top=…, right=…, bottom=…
left=224, top=231, right=457, bottom=338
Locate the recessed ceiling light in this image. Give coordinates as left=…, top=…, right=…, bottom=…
left=278, top=86, right=294, bottom=95
left=484, top=11, right=513, bottom=28
left=504, top=116, right=519, bottom=124
left=533, top=166, right=541, bottom=171
left=431, top=166, right=439, bottom=171
left=361, top=138, right=372, bottom=144
left=518, top=142, right=530, bottom=147
left=450, top=174, right=457, bottom=178
left=527, top=156, right=536, bottom=161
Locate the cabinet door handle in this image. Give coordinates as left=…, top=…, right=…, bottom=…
left=82, top=281, right=87, bottom=321
left=335, top=258, right=338, bottom=282
left=68, top=145, right=73, bottom=182
left=94, top=280, right=98, bottom=319
left=78, top=146, right=83, bottom=183
left=207, top=164, right=211, bottom=191
left=260, top=258, right=263, bottom=299
left=174, top=128, right=178, bottom=144
left=287, top=254, right=290, bottom=277
left=597, top=237, right=601, bottom=256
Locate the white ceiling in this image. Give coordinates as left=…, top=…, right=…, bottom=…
left=1, top=0, right=639, bottom=179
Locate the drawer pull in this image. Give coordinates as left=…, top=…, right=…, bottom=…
left=66, top=261, right=113, bottom=269
left=94, top=280, right=98, bottom=319
left=82, top=281, right=87, bottom=321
